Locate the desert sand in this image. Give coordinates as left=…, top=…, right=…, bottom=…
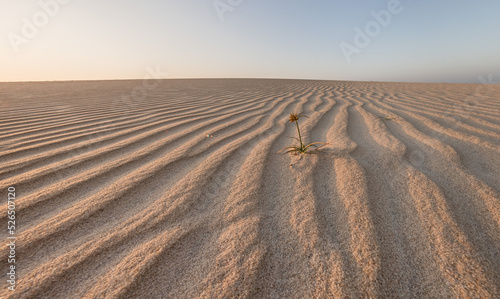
left=0, top=79, right=499, bottom=298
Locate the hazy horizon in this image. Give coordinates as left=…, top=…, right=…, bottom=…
left=1, top=0, right=499, bottom=84
left=1, top=77, right=498, bottom=85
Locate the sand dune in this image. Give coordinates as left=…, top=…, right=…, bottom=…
left=0, top=79, right=499, bottom=298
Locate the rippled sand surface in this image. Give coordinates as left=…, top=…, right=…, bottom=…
left=0, top=79, right=499, bottom=298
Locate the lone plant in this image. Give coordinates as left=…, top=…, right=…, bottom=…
left=277, top=113, right=330, bottom=155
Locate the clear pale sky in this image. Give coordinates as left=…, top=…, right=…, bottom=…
left=1, top=0, right=499, bottom=83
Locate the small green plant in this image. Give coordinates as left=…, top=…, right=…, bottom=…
left=277, top=113, right=330, bottom=155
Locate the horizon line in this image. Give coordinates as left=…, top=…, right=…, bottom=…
left=0, top=77, right=493, bottom=85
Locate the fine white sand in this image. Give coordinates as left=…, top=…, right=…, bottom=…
left=0, top=79, right=499, bottom=298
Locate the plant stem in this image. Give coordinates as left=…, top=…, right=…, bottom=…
left=295, top=120, right=303, bottom=150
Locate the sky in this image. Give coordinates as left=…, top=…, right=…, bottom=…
left=1, top=0, right=499, bottom=83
